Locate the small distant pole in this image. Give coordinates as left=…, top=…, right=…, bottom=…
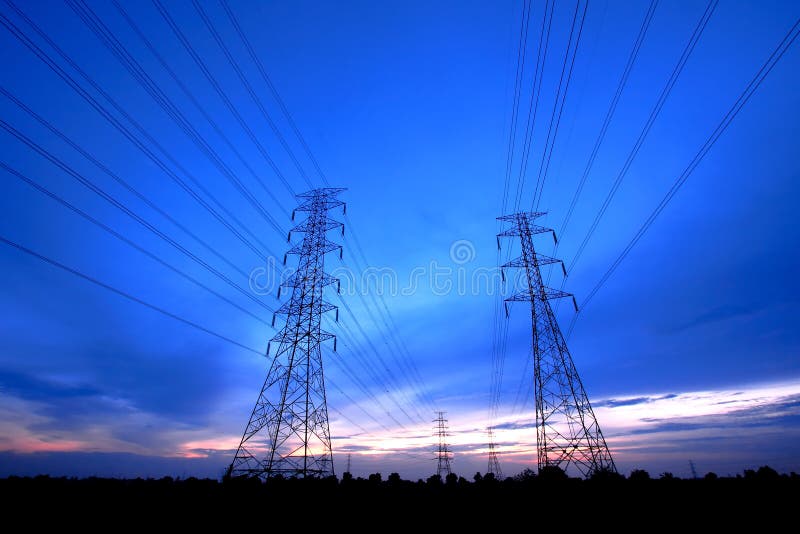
left=689, top=460, right=698, bottom=479
left=346, top=453, right=352, bottom=474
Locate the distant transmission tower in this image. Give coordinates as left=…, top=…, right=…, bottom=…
left=487, top=427, right=502, bottom=479
left=434, top=411, right=453, bottom=477
left=498, top=211, right=615, bottom=477
left=228, top=188, right=346, bottom=479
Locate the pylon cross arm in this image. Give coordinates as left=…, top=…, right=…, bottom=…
left=496, top=211, right=547, bottom=222
left=502, top=253, right=564, bottom=270
left=496, top=225, right=553, bottom=238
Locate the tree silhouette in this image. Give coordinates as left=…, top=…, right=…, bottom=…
left=513, top=468, right=537, bottom=482
left=537, top=465, right=568, bottom=481
left=426, top=474, right=442, bottom=485
left=756, top=466, right=780, bottom=481
left=590, top=467, right=625, bottom=482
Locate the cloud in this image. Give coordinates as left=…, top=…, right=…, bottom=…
left=0, top=370, right=102, bottom=401
left=670, top=304, right=762, bottom=333
left=596, top=381, right=800, bottom=433
left=0, top=334, right=240, bottom=453
left=2, top=372, right=800, bottom=479
left=594, top=394, right=677, bottom=408
left=0, top=450, right=229, bottom=478
left=629, top=394, right=800, bottom=435
left=489, top=420, right=537, bottom=431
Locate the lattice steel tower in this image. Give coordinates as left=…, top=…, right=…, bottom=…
left=434, top=411, right=453, bottom=477
left=498, top=211, right=615, bottom=477
left=487, top=427, right=503, bottom=479
left=228, top=188, right=346, bottom=479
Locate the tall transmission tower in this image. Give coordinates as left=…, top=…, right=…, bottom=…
left=434, top=411, right=453, bottom=478
left=689, top=460, right=698, bottom=479
left=498, top=211, right=615, bottom=477
left=487, top=427, right=503, bottom=479
left=228, top=188, right=346, bottom=479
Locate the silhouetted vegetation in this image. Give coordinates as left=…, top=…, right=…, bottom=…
left=1, top=466, right=797, bottom=524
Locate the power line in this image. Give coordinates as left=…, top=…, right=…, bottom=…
left=0, top=231, right=376, bottom=438
left=336, top=248, right=435, bottom=414
left=568, top=14, right=800, bottom=336
left=10, top=0, right=444, bottom=436
left=567, top=0, right=718, bottom=274
left=333, top=292, right=426, bottom=426
left=326, top=316, right=415, bottom=429
left=219, top=0, right=328, bottom=186
left=4, top=0, right=441, bottom=450
left=532, top=0, right=589, bottom=210
left=325, top=375, right=393, bottom=433
left=327, top=403, right=370, bottom=436
left=215, top=0, right=435, bottom=413
left=184, top=0, right=431, bottom=420
left=151, top=0, right=296, bottom=197
left=0, top=234, right=263, bottom=354
left=0, top=86, right=251, bottom=281
left=490, top=0, right=539, bottom=429
left=0, top=118, right=275, bottom=315
left=491, top=0, right=558, bottom=431
left=501, top=0, right=534, bottom=216
left=557, top=0, right=659, bottom=242
left=510, top=0, right=555, bottom=214
left=327, top=313, right=416, bottom=428
left=1, top=1, right=272, bottom=261
left=510, top=345, right=533, bottom=415
left=323, top=317, right=416, bottom=431
left=191, top=0, right=315, bottom=190
left=545, top=0, right=658, bottom=288
left=66, top=0, right=288, bottom=245
left=110, top=0, right=292, bottom=220
left=29, top=9, right=432, bottom=422
left=1, top=161, right=271, bottom=327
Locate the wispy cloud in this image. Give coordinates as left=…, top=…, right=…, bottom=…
left=1, top=378, right=799, bottom=478
left=670, top=304, right=760, bottom=332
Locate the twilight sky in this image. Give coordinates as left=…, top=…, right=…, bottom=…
left=1, top=0, right=799, bottom=480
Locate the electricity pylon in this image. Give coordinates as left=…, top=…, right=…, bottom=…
left=434, top=411, right=453, bottom=477
left=498, top=211, right=615, bottom=477
left=227, top=188, right=346, bottom=479
left=487, top=427, right=503, bottom=479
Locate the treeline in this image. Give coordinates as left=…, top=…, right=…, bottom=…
left=1, top=463, right=797, bottom=491
left=1, top=465, right=796, bottom=524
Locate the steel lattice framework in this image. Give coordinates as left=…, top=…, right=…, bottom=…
left=228, top=188, right=346, bottom=479
left=434, top=411, right=453, bottom=477
left=498, top=211, right=615, bottom=477
left=486, top=427, right=503, bottom=479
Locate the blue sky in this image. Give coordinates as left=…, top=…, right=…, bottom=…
left=0, top=0, right=799, bottom=480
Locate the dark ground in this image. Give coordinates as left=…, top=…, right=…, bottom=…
left=2, top=466, right=797, bottom=526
